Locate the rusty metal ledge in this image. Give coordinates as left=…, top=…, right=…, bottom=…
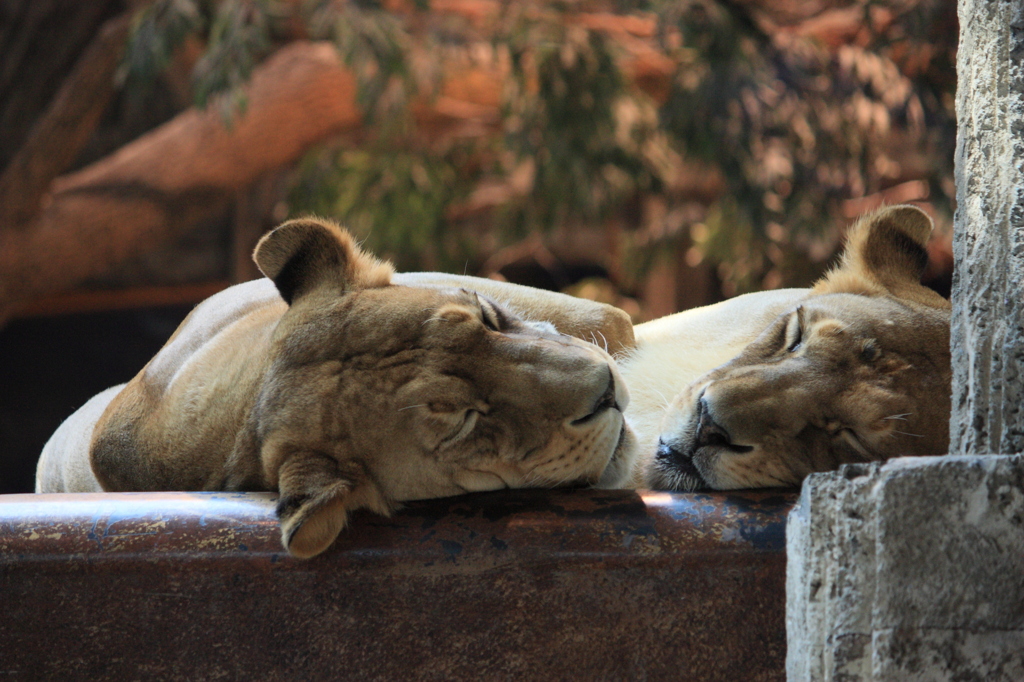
left=0, top=489, right=795, bottom=681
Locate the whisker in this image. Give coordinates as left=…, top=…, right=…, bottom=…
left=397, top=404, right=426, bottom=412
left=595, top=330, right=609, bottom=352
left=650, top=387, right=671, bottom=409
left=555, top=468, right=583, bottom=488
left=883, top=413, right=911, bottom=421
left=744, top=467, right=789, bottom=486
left=422, top=314, right=447, bottom=326
left=528, top=464, right=561, bottom=485
left=893, top=430, right=924, bottom=438
left=521, top=467, right=544, bottom=487
left=524, top=455, right=588, bottom=489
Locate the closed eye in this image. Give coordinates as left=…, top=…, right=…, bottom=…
left=837, top=428, right=873, bottom=460
left=441, top=408, right=481, bottom=447
left=784, top=307, right=804, bottom=353
left=477, top=295, right=502, bottom=332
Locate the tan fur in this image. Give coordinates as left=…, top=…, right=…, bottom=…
left=36, top=218, right=636, bottom=559
left=639, top=205, right=951, bottom=490
left=393, top=272, right=635, bottom=356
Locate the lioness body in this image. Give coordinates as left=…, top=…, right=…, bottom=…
left=37, top=219, right=636, bottom=558
left=37, top=274, right=636, bottom=496
left=37, top=385, right=124, bottom=493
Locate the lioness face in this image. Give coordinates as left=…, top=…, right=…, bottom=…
left=646, top=204, right=952, bottom=491
left=263, top=285, right=634, bottom=505
left=651, top=294, right=950, bottom=490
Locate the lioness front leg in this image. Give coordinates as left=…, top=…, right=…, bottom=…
left=270, top=450, right=389, bottom=559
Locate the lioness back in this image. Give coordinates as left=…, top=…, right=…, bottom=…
left=36, top=385, right=123, bottom=493
left=90, top=283, right=286, bottom=492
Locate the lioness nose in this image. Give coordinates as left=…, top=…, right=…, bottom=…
left=571, top=367, right=619, bottom=426
left=655, top=439, right=707, bottom=486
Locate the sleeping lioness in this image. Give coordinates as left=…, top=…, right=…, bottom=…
left=623, top=204, right=951, bottom=489
left=36, top=218, right=637, bottom=558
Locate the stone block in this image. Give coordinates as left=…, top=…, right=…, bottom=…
left=787, top=455, right=1024, bottom=681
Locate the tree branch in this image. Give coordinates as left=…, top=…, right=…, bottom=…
left=0, top=32, right=678, bottom=323
left=0, top=11, right=131, bottom=228
left=0, top=41, right=362, bottom=321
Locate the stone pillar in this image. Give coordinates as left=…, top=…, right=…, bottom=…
left=786, top=457, right=1024, bottom=681
left=951, top=0, right=1024, bottom=453
left=787, top=2, right=1024, bottom=678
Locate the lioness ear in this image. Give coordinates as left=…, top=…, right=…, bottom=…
left=253, top=217, right=393, bottom=304
left=813, top=204, right=949, bottom=309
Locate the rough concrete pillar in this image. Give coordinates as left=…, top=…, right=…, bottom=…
left=786, top=456, right=1024, bottom=681
left=787, top=4, right=1024, bottom=677
left=951, top=0, right=1024, bottom=453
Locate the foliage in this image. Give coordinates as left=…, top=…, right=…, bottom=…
left=289, top=144, right=477, bottom=271
left=306, top=0, right=419, bottom=130
left=121, top=0, right=957, bottom=298
left=120, top=0, right=206, bottom=93
left=651, top=0, right=956, bottom=291
left=122, top=0, right=279, bottom=121
left=191, top=0, right=273, bottom=117
left=499, top=8, right=662, bottom=233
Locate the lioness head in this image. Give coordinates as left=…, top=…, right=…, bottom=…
left=250, top=218, right=634, bottom=557
left=651, top=205, right=951, bottom=490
